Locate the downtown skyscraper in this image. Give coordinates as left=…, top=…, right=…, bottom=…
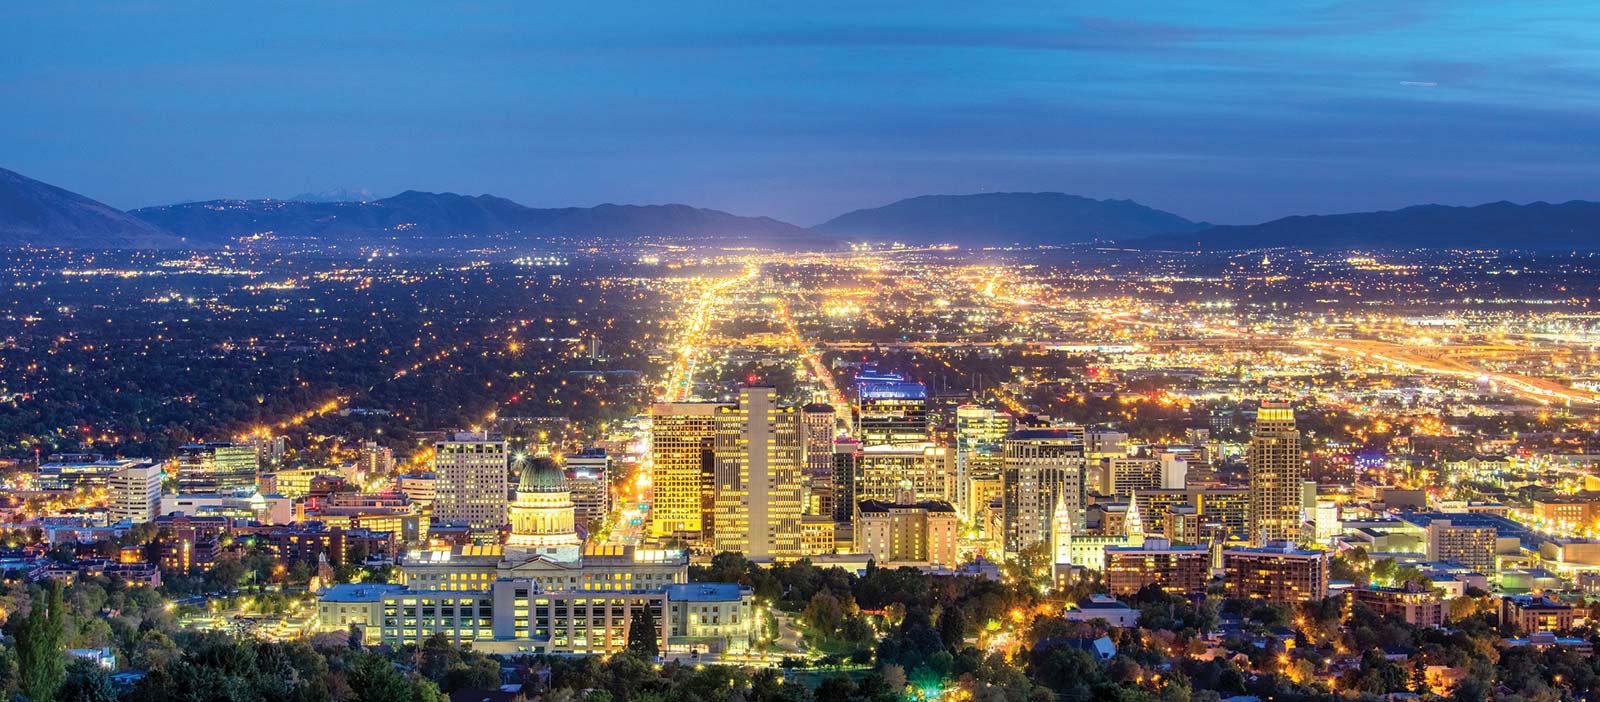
left=955, top=405, right=1012, bottom=521
left=712, top=387, right=804, bottom=561
left=431, top=431, right=509, bottom=531
left=648, top=402, right=726, bottom=542
left=1002, top=428, right=1085, bottom=556
left=1247, top=400, right=1304, bottom=545
left=854, top=370, right=929, bottom=447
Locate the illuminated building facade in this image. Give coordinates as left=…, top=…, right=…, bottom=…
left=1003, top=429, right=1085, bottom=554
left=431, top=431, right=509, bottom=532
left=1247, top=401, right=1303, bottom=545
left=649, top=402, right=725, bottom=541
left=712, top=387, right=803, bottom=561
left=1222, top=542, right=1329, bottom=603
left=855, top=371, right=929, bottom=447
left=177, top=442, right=259, bottom=494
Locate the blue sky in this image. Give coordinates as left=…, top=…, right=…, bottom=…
left=4, top=1, right=1600, bottom=224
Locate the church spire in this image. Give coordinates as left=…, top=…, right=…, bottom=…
left=1126, top=493, right=1145, bottom=545
left=1051, top=488, right=1074, bottom=567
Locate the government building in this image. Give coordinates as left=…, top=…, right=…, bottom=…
left=319, top=456, right=756, bottom=656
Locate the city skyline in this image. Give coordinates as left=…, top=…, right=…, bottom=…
left=7, top=4, right=1600, bottom=701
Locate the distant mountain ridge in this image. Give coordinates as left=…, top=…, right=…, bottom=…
left=815, top=192, right=1207, bottom=245
left=130, top=190, right=819, bottom=247
left=0, top=166, right=183, bottom=248
left=288, top=187, right=380, bottom=203
left=6, top=164, right=1600, bottom=251
left=1137, top=200, right=1600, bottom=251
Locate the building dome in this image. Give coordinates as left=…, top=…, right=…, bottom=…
left=506, top=455, right=582, bottom=559
left=518, top=456, right=570, bottom=493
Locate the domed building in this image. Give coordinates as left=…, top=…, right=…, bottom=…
left=361, top=453, right=754, bottom=656
left=506, top=456, right=583, bottom=561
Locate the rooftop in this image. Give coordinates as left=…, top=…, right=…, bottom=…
left=664, top=582, right=750, bottom=602
left=857, top=499, right=956, bottom=514
left=320, top=583, right=406, bottom=602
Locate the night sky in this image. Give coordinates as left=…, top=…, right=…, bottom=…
left=5, top=1, right=1599, bottom=225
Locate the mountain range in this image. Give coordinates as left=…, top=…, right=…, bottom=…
left=131, top=190, right=817, bottom=247
left=288, top=187, right=379, bottom=203
left=5, top=164, right=1600, bottom=251
left=1139, top=200, right=1600, bottom=251
left=0, top=167, right=183, bottom=248
left=815, top=192, right=1208, bottom=245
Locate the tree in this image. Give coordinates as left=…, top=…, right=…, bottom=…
left=345, top=541, right=370, bottom=568
left=627, top=606, right=659, bottom=658
left=16, top=584, right=66, bottom=702
left=208, top=558, right=245, bottom=590
left=442, top=657, right=502, bottom=692
left=288, top=560, right=313, bottom=585
left=802, top=591, right=845, bottom=639
left=347, top=651, right=443, bottom=702
left=131, top=630, right=181, bottom=670
left=937, top=606, right=968, bottom=649
left=1451, top=675, right=1490, bottom=702
left=1411, top=658, right=1429, bottom=695
left=1002, top=541, right=1052, bottom=592
left=418, top=632, right=464, bottom=680
left=1448, top=595, right=1487, bottom=623
left=58, top=660, right=116, bottom=702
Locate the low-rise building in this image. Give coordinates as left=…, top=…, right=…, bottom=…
left=396, top=473, right=437, bottom=508
left=662, top=582, right=756, bottom=654
left=1348, top=583, right=1446, bottom=627
left=317, top=583, right=407, bottom=643
left=854, top=499, right=958, bottom=567
left=1222, top=542, right=1329, bottom=603
left=369, top=578, right=756, bottom=656
left=1502, top=631, right=1594, bottom=655
left=1500, top=594, right=1576, bottom=635
left=1063, top=595, right=1141, bottom=628
left=1103, top=538, right=1210, bottom=596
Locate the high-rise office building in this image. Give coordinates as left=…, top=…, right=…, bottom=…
left=1002, top=429, right=1085, bottom=554
left=854, top=443, right=951, bottom=508
left=1248, top=400, right=1303, bottom=545
left=564, top=448, right=611, bottom=529
left=955, top=405, right=1012, bottom=522
left=801, top=404, right=838, bottom=516
left=649, top=402, right=726, bottom=541
left=431, top=431, right=509, bottom=531
left=1425, top=518, right=1497, bottom=573
left=712, top=387, right=804, bottom=561
left=358, top=441, right=395, bottom=475
left=246, top=434, right=287, bottom=468
left=831, top=438, right=862, bottom=524
left=176, top=442, right=259, bottom=494
left=1196, top=487, right=1250, bottom=541
left=1106, top=457, right=1161, bottom=498
left=1084, top=429, right=1129, bottom=459
left=855, top=370, right=929, bottom=447
left=109, top=461, right=162, bottom=524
